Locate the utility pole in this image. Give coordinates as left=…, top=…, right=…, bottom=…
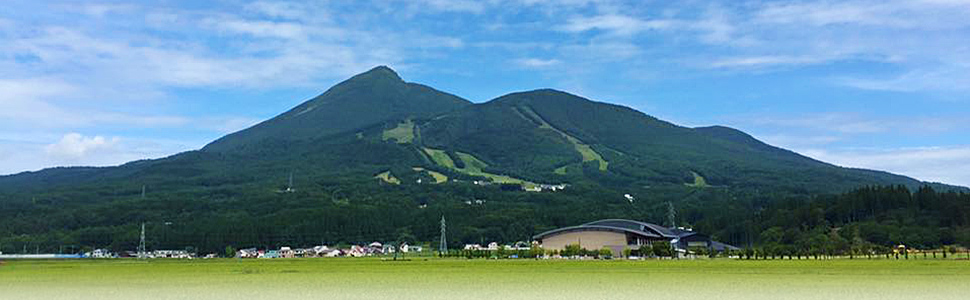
left=439, top=216, right=447, bottom=255
left=138, top=223, right=146, bottom=259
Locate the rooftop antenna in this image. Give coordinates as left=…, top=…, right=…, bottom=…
left=138, top=223, right=146, bottom=259
left=666, top=201, right=676, bottom=228
left=439, top=216, right=447, bottom=255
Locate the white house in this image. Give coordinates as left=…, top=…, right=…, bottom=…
left=279, top=247, right=295, bottom=258
left=487, top=242, right=500, bottom=251
left=323, top=249, right=342, bottom=257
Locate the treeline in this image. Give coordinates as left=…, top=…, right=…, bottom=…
left=1, top=180, right=968, bottom=256
left=688, top=185, right=970, bottom=256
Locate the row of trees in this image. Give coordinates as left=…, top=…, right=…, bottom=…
left=1, top=179, right=968, bottom=255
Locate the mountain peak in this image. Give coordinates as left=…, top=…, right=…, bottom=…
left=356, top=65, right=402, bottom=81
left=491, top=88, right=590, bottom=106
left=202, top=65, right=470, bottom=152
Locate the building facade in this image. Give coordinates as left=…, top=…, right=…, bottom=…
left=533, top=219, right=737, bottom=256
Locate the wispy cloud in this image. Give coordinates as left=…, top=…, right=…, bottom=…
left=799, top=146, right=970, bottom=187
left=709, top=55, right=837, bottom=68
left=0, top=135, right=199, bottom=175
left=755, top=0, right=970, bottom=29
left=414, top=0, right=487, bottom=14
left=837, top=67, right=970, bottom=92
left=514, top=58, right=562, bottom=68
left=244, top=1, right=314, bottom=20
left=559, top=14, right=673, bottom=36
left=746, top=113, right=889, bottom=134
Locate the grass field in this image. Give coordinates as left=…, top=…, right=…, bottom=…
left=382, top=119, right=415, bottom=144
left=374, top=171, right=401, bottom=184
left=686, top=171, right=710, bottom=188
left=518, top=106, right=608, bottom=171
left=412, top=167, right=448, bottom=184
left=423, top=147, right=538, bottom=188
left=1, top=258, right=968, bottom=299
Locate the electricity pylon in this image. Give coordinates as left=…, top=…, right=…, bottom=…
left=439, top=216, right=447, bottom=255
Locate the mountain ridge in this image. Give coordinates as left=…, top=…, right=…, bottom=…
left=0, top=66, right=966, bottom=194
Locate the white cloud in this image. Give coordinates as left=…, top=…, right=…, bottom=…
left=0, top=135, right=200, bottom=175
left=799, top=146, right=970, bottom=187
left=559, top=14, right=673, bottom=35
left=838, top=67, right=970, bottom=92
left=416, top=0, right=487, bottom=14
left=244, top=1, right=313, bottom=20
left=747, top=113, right=888, bottom=134
left=212, top=18, right=308, bottom=40
left=758, top=134, right=843, bottom=147
left=196, top=117, right=263, bottom=134
left=708, top=55, right=843, bottom=69
left=515, top=58, right=561, bottom=68
left=561, top=41, right=642, bottom=62
left=44, top=133, right=120, bottom=161
left=755, top=0, right=970, bottom=29
left=743, top=113, right=970, bottom=136
left=78, top=3, right=136, bottom=17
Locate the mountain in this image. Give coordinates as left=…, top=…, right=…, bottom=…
left=203, top=66, right=471, bottom=152
left=1, top=66, right=963, bottom=194
left=415, top=89, right=943, bottom=193
left=0, top=66, right=966, bottom=254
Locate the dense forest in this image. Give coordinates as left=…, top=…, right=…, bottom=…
left=1, top=180, right=967, bottom=256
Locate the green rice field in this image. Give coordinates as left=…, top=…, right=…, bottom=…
left=1, top=258, right=968, bottom=299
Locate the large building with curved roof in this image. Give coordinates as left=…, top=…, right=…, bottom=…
left=533, top=219, right=738, bottom=256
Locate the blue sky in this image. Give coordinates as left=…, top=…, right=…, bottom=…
left=1, top=0, right=968, bottom=186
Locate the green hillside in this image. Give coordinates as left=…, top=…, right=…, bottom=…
left=203, top=66, right=470, bottom=152
left=418, top=89, right=936, bottom=193
left=0, top=66, right=966, bottom=255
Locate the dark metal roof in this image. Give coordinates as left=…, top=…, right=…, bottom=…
left=533, top=219, right=675, bottom=240
left=582, top=219, right=679, bottom=238
left=533, top=219, right=741, bottom=251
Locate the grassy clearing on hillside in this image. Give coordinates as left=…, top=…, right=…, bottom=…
left=412, top=167, right=448, bottom=184
left=518, top=106, right=608, bottom=171
left=554, top=165, right=569, bottom=175
left=422, top=148, right=456, bottom=168
left=381, top=119, right=415, bottom=143
left=422, top=148, right=536, bottom=187
left=374, top=171, right=401, bottom=185
left=454, top=152, right=536, bottom=187
left=686, top=171, right=709, bottom=188
left=1, top=259, right=968, bottom=300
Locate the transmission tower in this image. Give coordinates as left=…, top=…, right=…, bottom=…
left=439, top=216, right=447, bottom=254
left=138, top=223, right=146, bottom=259
left=666, top=201, right=676, bottom=228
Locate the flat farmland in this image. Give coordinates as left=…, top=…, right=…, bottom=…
left=1, top=258, right=968, bottom=299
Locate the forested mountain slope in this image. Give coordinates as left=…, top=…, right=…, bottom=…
left=0, top=66, right=966, bottom=254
